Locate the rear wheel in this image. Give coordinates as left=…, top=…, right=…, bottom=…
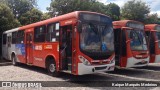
left=47, top=59, right=60, bottom=77
left=12, top=55, right=18, bottom=66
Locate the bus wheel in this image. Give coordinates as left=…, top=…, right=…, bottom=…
left=47, top=59, right=59, bottom=77
left=12, top=55, right=18, bottom=66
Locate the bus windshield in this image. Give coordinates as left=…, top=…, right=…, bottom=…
left=127, top=30, right=147, bottom=51
left=80, top=23, right=114, bottom=53
left=156, top=32, right=160, bottom=48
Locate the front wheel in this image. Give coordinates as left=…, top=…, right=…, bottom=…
left=47, top=59, right=60, bottom=77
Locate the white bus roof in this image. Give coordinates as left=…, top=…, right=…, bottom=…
left=3, top=28, right=19, bottom=34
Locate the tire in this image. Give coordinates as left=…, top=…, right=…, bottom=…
left=12, top=55, right=18, bottom=66
left=47, top=59, right=60, bottom=77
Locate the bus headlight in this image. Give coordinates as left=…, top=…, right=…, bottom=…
left=78, top=55, right=91, bottom=65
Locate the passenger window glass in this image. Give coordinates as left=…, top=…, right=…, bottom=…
left=3, top=34, right=7, bottom=45
left=34, top=25, right=46, bottom=42
left=46, top=23, right=59, bottom=42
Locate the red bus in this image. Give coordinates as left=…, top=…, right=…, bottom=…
left=113, top=20, right=149, bottom=68
left=145, top=24, right=160, bottom=63
left=2, top=11, right=115, bottom=76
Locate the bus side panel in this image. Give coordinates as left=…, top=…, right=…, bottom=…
left=2, top=44, right=7, bottom=59
left=15, top=44, right=26, bottom=63
left=32, top=43, right=59, bottom=68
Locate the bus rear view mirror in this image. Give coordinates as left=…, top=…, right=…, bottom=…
left=126, top=39, right=132, bottom=44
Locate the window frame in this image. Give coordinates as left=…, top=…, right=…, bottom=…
left=17, top=30, right=25, bottom=44
left=46, top=22, right=60, bottom=42
left=34, top=25, right=46, bottom=43
left=12, top=31, right=17, bottom=44
left=2, top=34, right=7, bottom=45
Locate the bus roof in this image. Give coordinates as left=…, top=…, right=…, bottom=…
left=113, top=20, right=143, bottom=29
left=19, top=11, right=109, bottom=30
left=3, top=28, right=19, bottom=34
left=145, top=24, right=159, bottom=31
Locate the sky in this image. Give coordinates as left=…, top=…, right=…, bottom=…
left=37, top=0, right=160, bottom=16
left=37, top=0, right=51, bottom=12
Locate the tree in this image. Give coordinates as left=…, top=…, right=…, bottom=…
left=48, top=0, right=106, bottom=16
left=144, top=13, right=159, bottom=24
left=0, top=4, right=20, bottom=32
left=3, top=0, right=37, bottom=19
left=121, top=0, right=150, bottom=22
left=104, top=3, right=120, bottom=21
left=19, top=8, right=43, bottom=25
left=157, top=18, right=160, bottom=24
left=0, top=4, right=20, bottom=56
left=41, top=13, right=51, bottom=20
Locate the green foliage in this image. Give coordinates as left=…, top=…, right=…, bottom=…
left=0, top=4, right=20, bottom=32
left=121, top=0, right=150, bottom=22
left=19, top=8, right=43, bottom=25
left=0, top=0, right=39, bottom=25
left=41, top=13, right=51, bottom=20
left=7, top=0, right=37, bottom=18
left=48, top=0, right=107, bottom=16
left=144, top=13, right=159, bottom=24
left=104, top=3, right=120, bottom=21
left=0, top=0, right=37, bottom=19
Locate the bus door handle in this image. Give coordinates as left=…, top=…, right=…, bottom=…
left=73, top=49, right=76, bottom=53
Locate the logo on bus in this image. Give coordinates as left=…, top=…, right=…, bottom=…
left=35, top=45, right=42, bottom=50
left=44, top=45, right=52, bottom=50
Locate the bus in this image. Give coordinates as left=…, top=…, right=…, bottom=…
left=145, top=24, right=160, bottom=63
left=113, top=20, right=149, bottom=68
left=2, top=11, right=115, bottom=76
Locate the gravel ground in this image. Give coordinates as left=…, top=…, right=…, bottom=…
left=0, top=61, right=160, bottom=90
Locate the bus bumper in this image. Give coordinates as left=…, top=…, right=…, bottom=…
left=126, top=57, right=149, bottom=68
left=77, top=62, right=115, bottom=75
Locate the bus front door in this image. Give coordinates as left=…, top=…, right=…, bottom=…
left=60, top=25, right=73, bottom=73
left=26, top=32, right=33, bottom=64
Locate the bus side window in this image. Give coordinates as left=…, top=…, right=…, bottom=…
left=12, top=32, right=17, bottom=44
left=150, top=32, right=155, bottom=54
left=27, top=34, right=32, bottom=42
left=34, top=25, right=46, bottom=43
left=17, top=30, right=24, bottom=43
left=114, top=29, right=121, bottom=55
left=121, top=30, right=127, bottom=56
left=145, top=31, right=150, bottom=42
left=46, top=23, right=60, bottom=42
left=3, top=34, right=7, bottom=45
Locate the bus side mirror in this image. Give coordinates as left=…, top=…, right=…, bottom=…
left=78, top=21, right=82, bottom=33
left=126, top=39, right=132, bottom=44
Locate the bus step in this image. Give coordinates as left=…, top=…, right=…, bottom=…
left=27, top=63, right=33, bottom=66
left=67, top=57, right=72, bottom=64
left=62, top=70, right=71, bottom=74
left=68, top=64, right=71, bottom=66
left=68, top=64, right=72, bottom=71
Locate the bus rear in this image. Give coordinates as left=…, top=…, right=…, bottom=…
left=145, top=24, right=160, bottom=63
left=113, top=20, right=149, bottom=68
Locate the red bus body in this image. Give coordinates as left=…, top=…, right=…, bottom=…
left=113, top=20, right=149, bottom=68
left=2, top=11, right=115, bottom=75
left=145, top=24, right=160, bottom=63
